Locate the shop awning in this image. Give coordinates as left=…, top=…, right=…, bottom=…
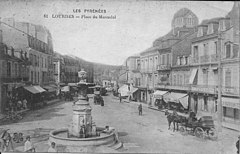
left=34, top=86, right=46, bottom=93
left=68, top=83, right=77, bottom=86
left=43, top=86, right=56, bottom=92
left=24, top=86, right=46, bottom=94
left=118, top=84, right=129, bottom=97
left=222, top=97, right=240, bottom=109
left=164, top=92, right=188, bottom=103
left=131, top=87, right=138, bottom=93
left=153, top=90, right=169, bottom=99
left=61, top=86, right=70, bottom=92
left=179, top=96, right=189, bottom=109
left=189, top=69, right=198, bottom=84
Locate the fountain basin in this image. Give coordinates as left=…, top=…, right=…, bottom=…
left=49, top=127, right=116, bottom=147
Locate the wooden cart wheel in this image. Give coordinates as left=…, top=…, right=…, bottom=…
left=208, top=128, right=218, bottom=140
left=194, top=127, right=205, bottom=139
left=179, top=126, right=187, bottom=136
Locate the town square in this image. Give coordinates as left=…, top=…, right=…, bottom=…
left=0, top=1, right=239, bottom=153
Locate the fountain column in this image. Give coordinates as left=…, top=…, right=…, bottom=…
left=69, top=69, right=93, bottom=138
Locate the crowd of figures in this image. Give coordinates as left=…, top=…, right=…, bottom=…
left=0, top=129, right=57, bottom=152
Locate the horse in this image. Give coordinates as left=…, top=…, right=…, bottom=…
left=165, top=110, right=177, bottom=131
left=165, top=110, right=187, bottom=132
left=0, top=129, right=14, bottom=152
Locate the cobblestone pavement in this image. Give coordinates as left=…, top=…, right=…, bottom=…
left=0, top=93, right=239, bottom=153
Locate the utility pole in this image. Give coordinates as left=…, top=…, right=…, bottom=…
left=217, top=31, right=223, bottom=133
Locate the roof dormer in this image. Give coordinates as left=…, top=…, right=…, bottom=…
left=207, top=23, right=214, bottom=35
left=197, top=25, right=207, bottom=37
left=218, top=18, right=231, bottom=32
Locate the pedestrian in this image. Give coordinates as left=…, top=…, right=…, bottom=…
left=23, top=99, right=28, bottom=109
left=236, top=135, right=240, bottom=154
left=138, top=104, right=142, bottom=116
left=17, top=99, right=22, bottom=110
left=24, top=136, right=35, bottom=152
left=119, top=93, right=122, bottom=103
left=48, top=142, right=57, bottom=153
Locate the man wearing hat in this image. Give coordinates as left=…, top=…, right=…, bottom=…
left=236, top=135, right=240, bottom=154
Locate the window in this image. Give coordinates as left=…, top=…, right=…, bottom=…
left=173, top=75, right=176, bottom=85
left=193, top=46, right=199, bottom=59
left=34, top=55, right=37, bottom=66
left=31, top=71, right=33, bottom=82
left=185, top=57, right=188, bottom=65
left=215, top=101, right=218, bottom=112
left=203, top=69, right=208, bottom=85
left=225, top=69, right=231, bottom=87
left=15, top=63, right=18, bottom=77
left=223, top=107, right=235, bottom=118
left=37, top=56, right=40, bottom=67
left=204, top=43, right=208, bottom=56
left=34, top=72, right=36, bottom=83
left=42, top=57, right=43, bottom=68
left=155, top=56, right=158, bottom=68
left=214, top=42, right=218, bottom=55
left=37, top=72, right=39, bottom=83
left=225, top=43, right=231, bottom=58
left=197, top=27, right=203, bottom=37
left=177, top=57, right=180, bottom=65
left=204, top=97, right=208, bottom=111
left=7, top=62, right=11, bottom=77
left=207, top=24, right=213, bottom=34
left=167, top=54, right=170, bottom=65
left=162, top=55, right=166, bottom=65
left=219, top=20, right=225, bottom=31
left=179, top=75, right=183, bottom=85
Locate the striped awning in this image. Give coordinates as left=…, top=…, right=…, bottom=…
left=24, top=86, right=46, bottom=94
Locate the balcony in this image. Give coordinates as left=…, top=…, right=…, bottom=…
left=157, top=65, right=171, bottom=71
left=200, top=55, right=210, bottom=63
left=1, top=76, right=29, bottom=83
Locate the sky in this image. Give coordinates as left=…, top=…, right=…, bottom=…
left=0, top=0, right=234, bottom=65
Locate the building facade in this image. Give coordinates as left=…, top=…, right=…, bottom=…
left=1, top=18, right=54, bottom=86
left=0, top=42, right=30, bottom=113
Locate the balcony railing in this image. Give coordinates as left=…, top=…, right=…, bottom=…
left=200, top=55, right=210, bottom=63
left=157, top=64, right=171, bottom=71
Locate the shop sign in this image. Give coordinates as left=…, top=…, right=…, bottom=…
left=191, top=86, right=215, bottom=94
left=221, top=87, right=239, bottom=95
left=222, top=100, right=240, bottom=109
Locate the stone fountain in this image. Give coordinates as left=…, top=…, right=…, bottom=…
left=49, top=69, right=121, bottom=152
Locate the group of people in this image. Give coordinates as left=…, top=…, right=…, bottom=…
left=6, top=95, right=28, bottom=113
left=24, top=136, right=57, bottom=153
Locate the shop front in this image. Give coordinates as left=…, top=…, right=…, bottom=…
left=222, top=96, right=240, bottom=130
left=22, top=85, right=46, bottom=109
left=163, top=92, right=189, bottom=113
left=152, top=90, right=169, bottom=109
left=189, top=93, right=217, bottom=119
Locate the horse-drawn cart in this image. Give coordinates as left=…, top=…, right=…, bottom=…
left=179, top=116, right=217, bottom=140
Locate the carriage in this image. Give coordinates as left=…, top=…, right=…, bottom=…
left=94, top=94, right=104, bottom=106
left=178, top=115, right=217, bottom=140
